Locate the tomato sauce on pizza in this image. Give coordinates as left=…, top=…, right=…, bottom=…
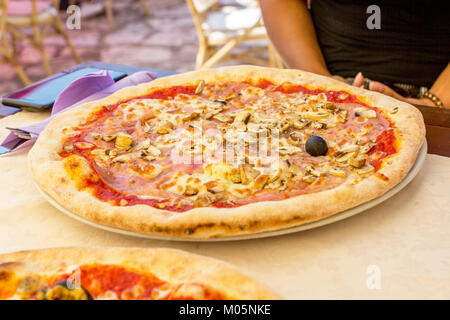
left=58, top=79, right=398, bottom=212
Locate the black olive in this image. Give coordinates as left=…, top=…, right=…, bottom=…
left=305, top=136, right=328, bottom=156
left=355, top=112, right=361, bottom=117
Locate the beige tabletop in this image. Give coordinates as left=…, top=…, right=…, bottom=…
left=0, top=110, right=449, bottom=299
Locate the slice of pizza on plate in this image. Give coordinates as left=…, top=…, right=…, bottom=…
left=0, top=247, right=278, bottom=300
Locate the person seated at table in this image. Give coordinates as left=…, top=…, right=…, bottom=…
left=260, top=0, right=450, bottom=108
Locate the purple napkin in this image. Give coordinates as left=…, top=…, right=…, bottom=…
left=1, top=70, right=156, bottom=153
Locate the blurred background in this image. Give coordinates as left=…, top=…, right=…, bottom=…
left=0, top=0, right=283, bottom=96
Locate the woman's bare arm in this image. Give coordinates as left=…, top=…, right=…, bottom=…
left=428, top=64, right=450, bottom=107
left=260, top=0, right=330, bottom=75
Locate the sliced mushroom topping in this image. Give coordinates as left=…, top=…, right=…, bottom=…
left=302, top=111, right=329, bottom=120
left=311, top=122, right=327, bottom=129
left=268, top=168, right=282, bottom=184
left=252, top=174, right=270, bottom=190
left=91, top=132, right=102, bottom=140
left=193, top=189, right=228, bottom=207
left=239, top=163, right=260, bottom=185
left=90, top=148, right=107, bottom=157
left=214, top=99, right=227, bottom=105
left=348, top=157, right=366, bottom=168
left=328, top=168, right=346, bottom=178
left=324, top=102, right=336, bottom=111
left=74, top=142, right=95, bottom=150
left=202, top=112, right=214, bottom=120
left=193, top=192, right=214, bottom=207
left=234, top=122, right=247, bottom=132
left=63, top=141, right=74, bottom=153
left=289, top=131, right=303, bottom=143
left=133, top=139, right=152, bottom=151
left=140, top=150, right=156, bottom=161
left=354, top=107, right=377, bottom=119
left=280, top=159, right=291, bottom=169
left=302, top=175, right=316, bottom=183
left=277, top=116, right=291, bottom=133
left=279, top=145, right=302, bottom=156
left=223, top=91, right=237, bottom=101
left=112, top=153, right=133, bottom=163
left=288, top=163, right=303, bottom=176
left=359, top=144, right=374, bottom=154
left=212, top=113, right=233, bottom=123
left=143, top=122, right=152, bottom=133
left=207, top=187, right=228, bottom=201
left=307, top=95, right=320, bottom=104
left=335, top=151, right=357, bottom=163
left=234, top=110, right=251, bottom=124
left=182, top=112, right=200, bottom=122
left=195, top=80, right=205, bottom=95
left=105, top=149, right=118, bottom=158
left=156, top=121, right=174, bottom=134
left=293, top=118, right=310, bottom=130
left=115, top=132, right=133, bottom=151
left=184, top=185, right=199, bottom=196
left=227, top=168, right=242, bottom=183
left=147, top=145, right=161, bottom=156
left=287, top=135, right=301, bottom=146
left=102, top=134, right=116, bottom=142
left=356, top=164, right=375, bottom=175
left=334, top=145, right=359, bottom=157
left=305, top=165, right=325, bottom=177
left=335, top=162, right=350, bottom=168
left=201, top=104, right=223, bottom=120
left=266, top=160, right=293, bottom=186
left=207, top=186, right=224, bottom=194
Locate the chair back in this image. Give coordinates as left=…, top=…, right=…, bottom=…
left=0, top=0, right=8, bottom=42
left=191, top=0, right=217, bottom=13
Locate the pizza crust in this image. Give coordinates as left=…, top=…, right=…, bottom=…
left=0, top=247, right=279, bottom=299
left=28, top=66, right=425, bottom=238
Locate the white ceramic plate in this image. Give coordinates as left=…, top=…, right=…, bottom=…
left=36, top=141, right=427, bottom=242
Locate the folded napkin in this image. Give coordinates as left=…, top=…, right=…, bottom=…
left=1, top=70, right=157, bottom=153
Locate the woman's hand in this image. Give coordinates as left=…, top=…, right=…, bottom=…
left=352, top=72, right=435, bottom=107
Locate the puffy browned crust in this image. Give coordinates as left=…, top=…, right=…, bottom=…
left=28, top=66, right=425, bottom=238
left=0, top=247, right=279, bottom=299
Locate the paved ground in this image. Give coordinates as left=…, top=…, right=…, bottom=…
left=0, top=0, right=270, bottom=96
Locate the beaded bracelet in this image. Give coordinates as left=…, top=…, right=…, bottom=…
left=421, top=91, right=444, bottom=107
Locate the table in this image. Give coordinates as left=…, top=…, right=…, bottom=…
left=0, top=108, right=449, bottom=299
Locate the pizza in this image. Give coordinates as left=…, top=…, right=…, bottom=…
left=28, top=66, right=425, bottom=238
left=0, top=247, right=278, bottom=300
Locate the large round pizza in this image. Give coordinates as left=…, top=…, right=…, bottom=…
left=0, top=247, right=278, bottom=300
left=29, top=66, right=425, bottom=239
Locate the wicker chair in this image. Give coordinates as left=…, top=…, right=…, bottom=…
left=0, top=0, right=30, bottom=84
left=1, top=0, right=82, bottom=82
left=186, top=0, right=283, bottom=69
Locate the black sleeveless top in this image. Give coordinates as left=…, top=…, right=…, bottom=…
left=310, top=0, right=450, bottom=87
